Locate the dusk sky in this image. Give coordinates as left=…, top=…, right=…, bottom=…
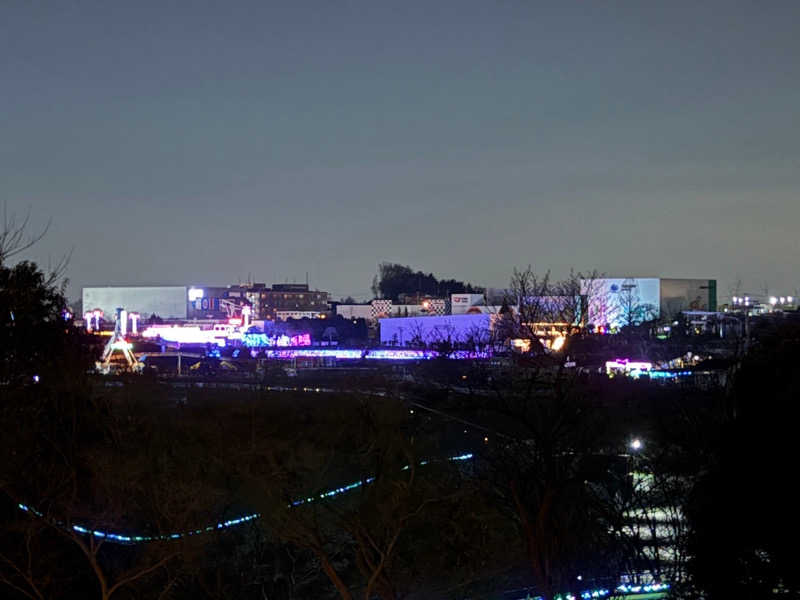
left=3, top=1, right=799, bottom=301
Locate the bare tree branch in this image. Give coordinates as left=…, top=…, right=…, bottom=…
left=0, top=204, right=51, bottom=264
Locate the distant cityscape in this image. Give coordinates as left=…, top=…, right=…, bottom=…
left=74, top=269, right=798, bottom=377
left=82, top=276, right=726, bottom=325
left=6, top=2, right=800, bottom=597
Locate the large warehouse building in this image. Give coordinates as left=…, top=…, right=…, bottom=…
left=583, top=277, right=717, bottom=329
left=380, top=314, right=493, bottom=347
left=82, top=286, right=189, bottom=320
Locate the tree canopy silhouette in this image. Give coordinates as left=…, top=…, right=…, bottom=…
left=371, top=263, right=483, bottom=301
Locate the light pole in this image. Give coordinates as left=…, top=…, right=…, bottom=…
left=129, top=312, right=140, bottom=335
left=731, top=296, right=752, bottom=353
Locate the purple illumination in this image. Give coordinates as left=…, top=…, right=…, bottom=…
left=606, top=358, right=652, bottom=372
left=142, top=327, right=488, bottom=360
left=242, top=333, right=312, bottom=348
left=87, top=309, right=103, bottom=331
left=142, top=326, right=226, bottom=346
left=257, top=348, right=488, bottom=361
left=379, top=314, right=491, bottom=347
left=143, top=328, right=315, bottom=348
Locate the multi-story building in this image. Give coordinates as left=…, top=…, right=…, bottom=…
left=255, top=284, right=329, bottom=321
left=186, top=283, right=330, bottom=321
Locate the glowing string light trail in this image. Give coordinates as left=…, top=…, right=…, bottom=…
left=16, top=454, right=474, bottom=545
left=17, top=453, right=670, bottom=599
left=512, top=581, right=670, bottom=600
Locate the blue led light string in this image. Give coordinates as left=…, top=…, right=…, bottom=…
left=511, top=581, right=671, bottom=600
left=18, top=457, right=672, bottom=600
left=16, top=453, right=474, bottom=545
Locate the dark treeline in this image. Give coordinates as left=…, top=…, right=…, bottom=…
left=371, top=262, right=484, bottom=302
left=686, top=316, right=800, bottom=598
left=2, top=255, right=799, bottom=599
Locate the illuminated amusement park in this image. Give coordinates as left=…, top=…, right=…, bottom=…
left=81, top=278, right=753, bottom=389
left=5, top=5, right=800, bottom=597
left=0, top=264, right=786, bottom=600
left=4, top=257, right=798, bottom=600
left=6, top=25, right=790, bottom=550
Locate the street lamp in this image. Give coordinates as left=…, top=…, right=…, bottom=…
left=630, top=438, right=643, bottom=451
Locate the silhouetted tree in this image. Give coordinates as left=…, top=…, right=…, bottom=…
left=372, top=263, right=483, bottom=301
left=685, top=319, right=800, bottom=598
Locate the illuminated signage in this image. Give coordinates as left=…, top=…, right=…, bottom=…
left=142, top=325, right=226, bottom=347
left=605, top=358, right=653, bottom=378
left=242, top=333, right=312, bottom=347
left=246, top=348, right=489, bottom=360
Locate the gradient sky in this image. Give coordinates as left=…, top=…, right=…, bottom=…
left=3, top=1, right=799, bottom=302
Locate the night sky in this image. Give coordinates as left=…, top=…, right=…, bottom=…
left=3, top=1, right=799, bottom=301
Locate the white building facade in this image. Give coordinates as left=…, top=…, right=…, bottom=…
left=582, top=277, right=717, bottom=329
left=82, top=286, right=188, bottom=321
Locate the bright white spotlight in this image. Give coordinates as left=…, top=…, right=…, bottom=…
left=630, top=438, right=643, bottom=451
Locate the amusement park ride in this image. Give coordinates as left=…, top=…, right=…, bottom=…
left=96, top=308, right=142, bottom=374
left=92, top=305, right=255, bottom=374
left=89, top=301, right=491, bottom=376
